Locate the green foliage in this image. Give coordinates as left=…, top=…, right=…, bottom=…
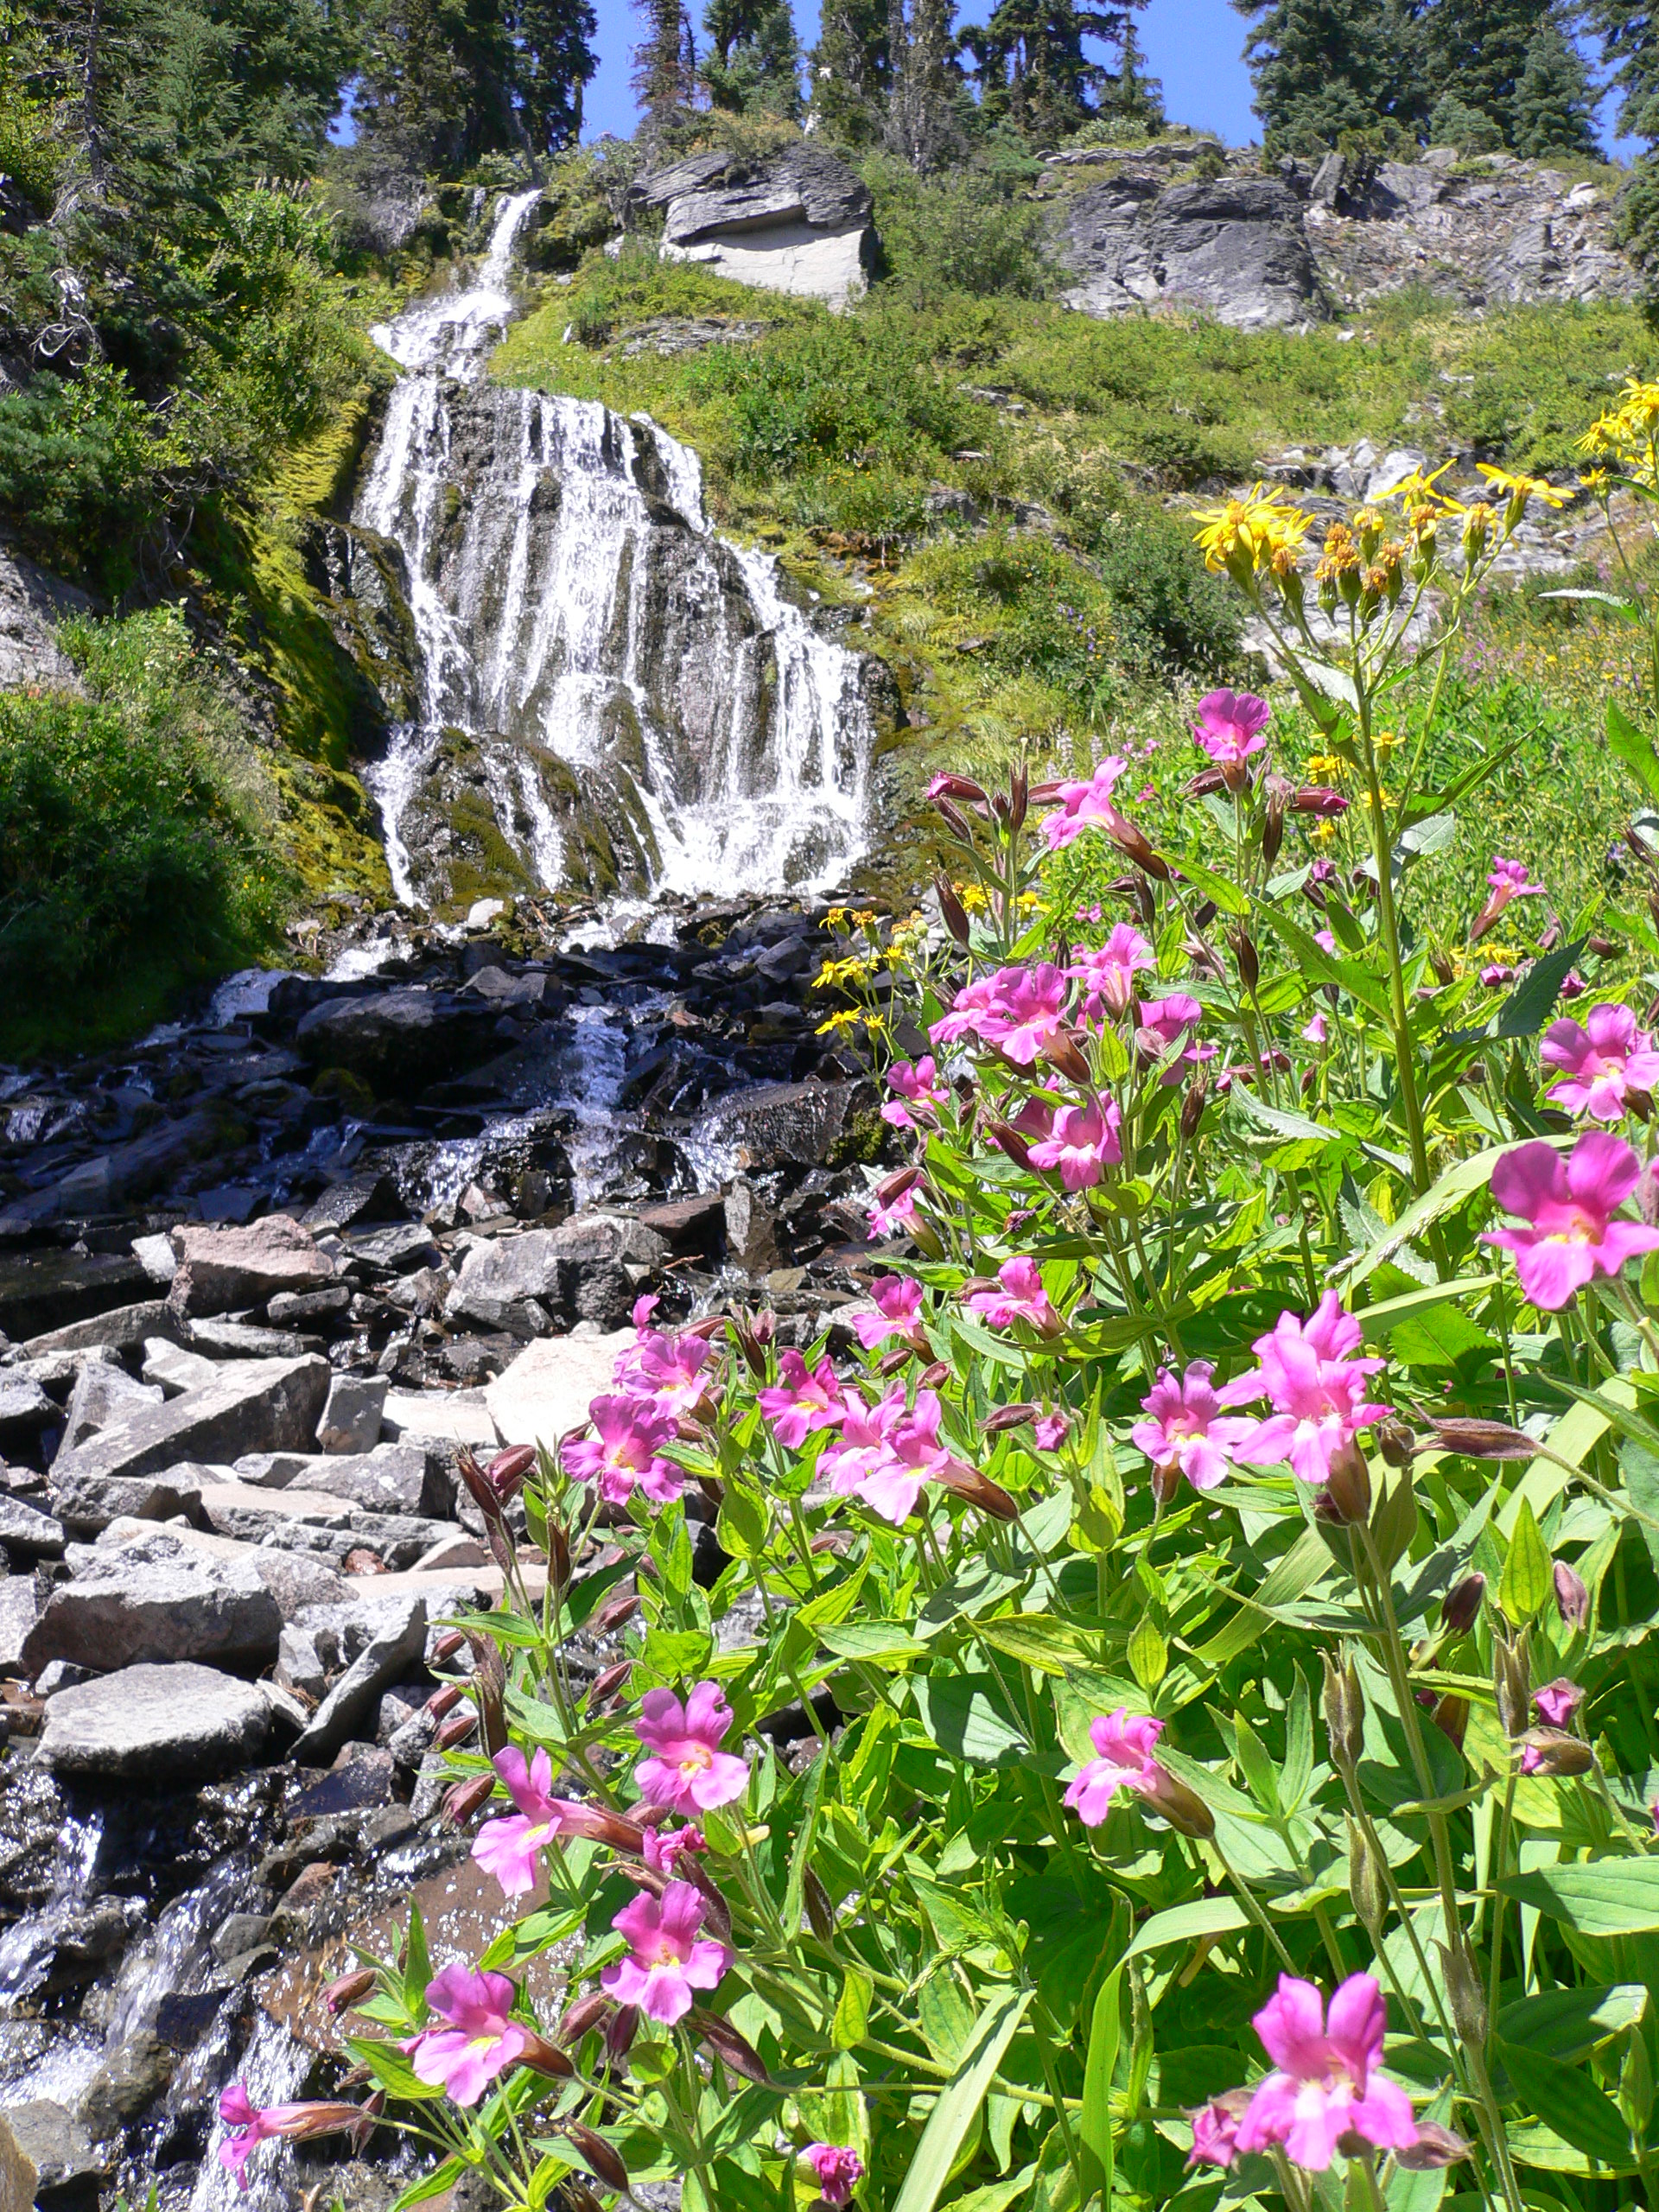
left=865, top=150, right=1056, bottom=302
left=1512, top=12, right=1600, bottom=158
left=1425, top=0, right=1566, bottom=151
left=909, top=528, right=1125, bottom=721
left=1428, top=87, right=1505, bottom=152
left=701, top=0, right=801, bottom=116
left=1235, top=0, right=1429, bottom=156
left=0, top=608, right=283, bottom=1053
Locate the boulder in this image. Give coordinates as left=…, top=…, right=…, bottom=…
left=140, top=1338, right=220, bottom=1395
left=690, top=1078, right=860, bottom=1170
left=382, top=1387, right=500, bottom=1448
left=317, top=1371, right=389, bottom=1454
left=38, top=1661, right=271, bottom=1780
left=444, top=1215, right=664, bottom=1332
left=638, top=143, right=875, bottom=308
left=725, top=1179, right=780, bottom=1270
left=22, top=1529, right=283, bottom=1672
left=48, top=1354, right=332, bottom=1485
left=1058, top=173, right=1319, bottom=329
left=92, top=1516, right=353, bottom=1618
left=167, top=1216, right=334, bottom=1317
left=484, top=1332, right=632, bottom=1449
left=294, top=988, right=501, bottom=1093
left=50, top=1468, right=205, bottom=1540
left=0, top=1248, right=152, bottom=1344
left=19, top=1300, right=182, bottom=1358
left=194, top=1481, right=451, bottom=1570
left=43, top=1112, right=222, bottom=1221
left=0, top=1374, right=54, bottom=1452
left=290, top=1593, right=429, bottom=1763
left=0, top=536, right=92, bottom=692
left=0, top=1492, right=64, bottom=1554
left=297, top=1443, right=440, bottom=1517
left=0, top=1575, right=42, bottom=1675
left=0, top=2109, right=37, bottom=2212
left=60, top=1359, right=164, bottom=1451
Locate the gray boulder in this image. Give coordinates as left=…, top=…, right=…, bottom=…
left=38, top=1661, right=271, bottom=1780
left=50, top=1467, right=205, bottom=1539
left=167, top=1216, right=334, bottom=1317
left=22, top=1529, right=283, bottom=1672
left=1058, top=173, right=1319, bottom=329
left=0, top=1492, right=64, bottom=1554
left=297, top=1442, right=441, bottom=1517
left=290, top=1593, right=429, bottom=1763
left=0, top=1575, right=43, bottom=1675
left=0, top=1374, right=54, bottom=1452
left=19, top=1300, right=182, bottom=1358
left=60, top=1359, right=164, bottom=1452
left=43, top=1113, right=222, bottom=1222
left=141, top=1337, right=221, bottom=1395
left=637, top=143, right=875, bottom=308
left=294, top=988, right=501, bottom=1094
left=317, top=1371, right=389, bottom=1454
left=48, top=1355, right=332, bottom=1486
left=0, top=536, right=92, bottom=691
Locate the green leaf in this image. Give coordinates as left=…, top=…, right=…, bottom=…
left=1499, top=1496, right=1552, bottom=1624
left=388, top=2157, right=462, bottom=2211
left=890, top=1990, right=1032, bottom=2212
left=832, top=1969, right=872, bottom=2050
left=1230, top=1085, right=1345, bottom=1147
left=403, top=1903, right=430, bottom=2017
left=1498, top=1859, right=1659, bottom=1936
left=1258, top=904, right=1393, bottom=1020
left=1394, top=810, right=1457, bottom=866
left=819, top=1621, right=929, bottom=1665
left=1495, top=940, right=1589, bottom=1039
left=1497, top=2039, right=1634, bottom=2168
left=1169, top=849, right=1248, bottom=916
left=1078, top=1970, right=1121, bottom=2206
left=1231, top=1712, right=1281, bottom=1815
left=1607, top=697, right=1659, bottom=807
left=1498, top=1985, right=1649, bottom=2069
left=1128, top=1614, right=1166, bottom=1691
left=1125, top=1897, right=1249, bottom=1959
left=977, top=1614, right=1090, bottom=1675
left=717, top=1480, right=767, bottom=1560
left=912, top=1674, right=1032, bottom=1767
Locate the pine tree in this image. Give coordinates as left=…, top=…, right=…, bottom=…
left=1583, top=0, right=1659, bottom=143
left=1427, top=86, right=1503, bottom=148
left=808, top=0, right=890, bottom=142
left=963, top=0, right=1152, bottom=143
left=1421, top=0, right=1555, bottom=147
left=886, top=0, right=963, bottom=166
left=632, top=0, right=697, bottom=139
left=702, top=0, right=800, bottom=114
left=512, top=0, right=598, bottom=152
left=354, top=0, right=518, bottom=170
left=1234, top=0, right=1429, bottom=157
left=1511, top=11, right=1599, bottom=156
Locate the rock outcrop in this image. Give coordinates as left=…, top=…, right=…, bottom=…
left=1059, top=172, right=1319, bottom=329
left=0, top=536, right=93, bottom=690
left=634, top=143, right=876, bottom=308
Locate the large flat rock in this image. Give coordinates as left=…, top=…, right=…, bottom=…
left=22, top=1529, right=283, bottom=1672
left=168, top=1216, right=334, bottom=1317
left=38, top=1662, right=271, bottom=1780
left=48, top=1355, right=332, bottom=1485
left=484, top=1332, right=631, bottom=1450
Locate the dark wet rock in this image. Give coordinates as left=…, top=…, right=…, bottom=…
left=0, top=1250, right=151, bottom=1343
left=49, top=1354, right=332, bottom=1485
left=39, top=1662, right=271, bottom=1780
left=692, top=1077, right=862, bottom=1170
left=39, top=1111, right=224, bottom=1222
left=301, top=1174, right=404, bottom=1234
left=168, top=1215, right=334, bottom=1317
left=295, top=988, right=502, bottom=1093
left=22, top=1529, right=283, bottom=1673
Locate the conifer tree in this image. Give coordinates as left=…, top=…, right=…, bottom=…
left=963, top=0, right=1152, bottom=142
left=1584, top=0, right=1659, bottom=143
left=1421, top=0, right=1557, bottom=147
left=702, top=0, right=801, bottom=114
left=1511, top=10, right=1599, bottom=156
left=808, top=0, right=891, bottom=141
left=1234, top=0, right=1428, bottom=156
left=512, top=0, right=598, bottom=152
left=354, top=0, right=518, bottom=169
left=632, top=0, right=697, bottom=138
left=886, top=0, right=963, bottom=168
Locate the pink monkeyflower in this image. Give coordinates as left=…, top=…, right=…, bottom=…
left=1132, top=1363, right=1254, bottom=1493
left=1137, top=995, right=1208, bottom=1084
left=473, top=1746, right=577, bottom=1898
left=562, top=1395, right=683, bottom=1507
left=1187, top=2096, right=1247, bottom=2171
left=931, top=971, right=1002, bottom=1048
left=1224, top=1292, right=1392, bottom=1488
left=1560, top=969, right=1586, bottom=1000
left=615, top=1327, right=717, bottom=1421
left=964, top=1255, right=1062, bottom=1335
left=1472, top=855, right=1544, bottom=941
left=1533, top=1678, right=1584, bottom=1727
left=1028, top=1094, right=1122, bottom=1189
left=1033, top=1411, right=1069, bottom=1451
left=882, top=1055, right=949, bottom=1129
left=854, top=1274, right=928, bottom=1352
left=404, top=1966, right=530, bottom=2106
left=819, top=1384, right=907, bottom=1494
left=1483, top=1130, right=1659, bottom=1310
left=932, top=964, right=1069, bottom=1065
left=804, top=2144, right=866, bottom=2205
left=218, top=2086, right=285, bottom=2190
left=850, top=1390, right=969, bottom=1524
left=601, top=1880, right=731, bottom=2026
left=633, top=1682, right=750, bottom=1817
left=1070, top=925, right=1155, bottom=1022
left=1541, top=1003, right=1659, bottom=1122
left=1193, top=690, right=1270, bottom=778
left=631, top=1293, right=659, bottom=1331
left=758, top=1350, right=844, bottom=1446
left=1064, top=1708, right=1165, bottom=1825
left=1481, top=963, right=1514, bottom=988
left=1301, top=1011, right=1328, bottom=1045
left=1043, top=754, right=1129, bottom=849
left=1234, top=1974, right=1418, bottom=2171
left=1314, top=929, right=1337, bottom=956
left=868, top=1182, right=922, bottom=1241
left=642, top=1822, right=707, bottom=1877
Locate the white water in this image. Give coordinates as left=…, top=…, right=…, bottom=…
left=355, top=192, right=874, bottom=907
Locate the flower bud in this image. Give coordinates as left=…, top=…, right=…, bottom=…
left=1397, top=2122, right=1474, bottom=2171
left=435, top=1708, right=479, bottom=1750
left=444, top=1772, right=496, bottom=1824
left=987, top=1118, right=1033, bottom=1170
left=588, top=1659, right=633, bottom=1708
left=519, top=2031, right=575, bottom=2081
left=428, top=1681, right=464, bottom=1720
left=1438, top=1937, right=1488, bottom=2044
left=1371, top=1418, right=1411, bottom=1470
left=1105, top=810, right=1171, bottom=881
left=1321, top=1652, right=1365, bottom=1771
left=918, top=1359, right=951, bottom=1389
left=1427, top=944, right=1455, bottom=986
left=545, top=1518, right=571, bottom=1594
left=1554, top=1559, right=1589, bottom=1631
left=1440, top=1573, right=1485, bottom=1637
left=1430, top=1417, right=1535, bottom=1461
left=1179, top=1072, right=1209, bottom=1141
left=270, top=2100, right=378, bottom=2144
left=1431, top=1694, right=1469, bottom=1752
left=324, top=1969, right=376, bottom=2015
left=1492, top=1632, right=1531, bottom=1739
left=431, top=1630, right=467, bottom=1663
left=1008, top=765, right=1028, bottom=834
left=1229, top=928, right=1260, bottom=992
left=1292, top=786, right=1349, bottom=817
left=604, top=2004, right=639, bottom=2062
left=1042, top=1027, right=1094, bottom=1085
left=1192, top=897, right=1218, bottom=931
left=1262, top=788, right=1285, bottom=868
left=1518, top=1727, right=1593, bottom=1777
left=562, top=2123, right=631, bottom=2195
left=930, top=772, right=990, bottom=808
left=688, top=2005, right=772, bottom=2084
left=1346, top=1815, right=1386, bottom=1931
left=557, top=1991, right=613, bottom=2044
left=1315, top=1435, right=1371, bottom=1526
left=1185, top=767, right=1226, bottom=799
left=1140, top=1763, right=1216, bottom=1840
left=486, top=1444, right=537, bottom=1500
left=936, top=874, right=971, bottom=946
left=804, top=1866, right=836, bottom=1942
left=592, top=1584, right=641, bottom=1632
left=934, top=798, right=976, bottom=843
left=933, top=1460, right=1020, bottom=1520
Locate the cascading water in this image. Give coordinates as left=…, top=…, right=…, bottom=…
left=353, top=193, right=875, bottom=908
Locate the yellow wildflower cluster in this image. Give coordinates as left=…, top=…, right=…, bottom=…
left=816, top=1006, right=880, bottom=1037
left=953, top=880, right=988, bottom=915
left=814, top=954, right=875, bottom=992
left=1191, top=482, right=1313, bottom=578
left=1306, top=753, right=1345, bottom=779
left=1578, top=378, right=1659, bottom=492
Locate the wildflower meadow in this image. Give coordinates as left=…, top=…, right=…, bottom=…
left=209, top=388, right=1659, bottom=2212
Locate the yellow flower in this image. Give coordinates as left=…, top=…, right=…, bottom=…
left=816, top=1007, right=868, bottom=1036
left=1579, top=467, right=1612, bottom=494
left=1192, top=482, right=1313, bottom=575
left=1306, top=753, right=1345, bottom=778
left=1477, top=463, right=1567, bottom=510
left=1374, top=728, right=1398, bottom=752
left=1310, top=818, right=1338, bottom=843
left=1385, top=461, right=1464, bottom=517
left=954, top=880, right=988, bottom=914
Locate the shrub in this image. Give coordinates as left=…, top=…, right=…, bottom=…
left=864, top=151, right=1055, bottom=303
left=1086, top=504, right=1246, bottom=679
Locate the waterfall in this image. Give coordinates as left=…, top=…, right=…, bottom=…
left=353, top=194, right=875, bottom=908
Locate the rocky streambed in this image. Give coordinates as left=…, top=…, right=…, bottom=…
left=0, top=893, right=899, bottom=2207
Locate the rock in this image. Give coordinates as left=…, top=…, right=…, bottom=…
left=130, top=1233, right=178, bottom=1286
left=245, top=1546, right=356, bottom=1619
left=342, top=1222, right=443, bottom=1276
left=294, top=988, right=501, bottom=1093
left=724, top=1178, right=779, bottom=1270
left=192, top=1317, right=325, bottom=1357
left=18, top=1300, right=182, bottom=1358
left=49, top=1468, right=204, bottom=1540
left=1059, top=173, right=1319, bottom=329
left=690, top=1078, right=861, bottom=1170
left=445, top=1216, right=664, bottom=1332
left=317, top=1371, right=389, bottom=1453
left=639, top=143, right=876, bottom=308
left=33, top=1660, right=93, bottom=1695
left=412, top=1530, right=491, bottom=1570
left=0, top=1374, right=54, bottom=1451
left=168, top=1215, right=334, bottom=1317
left=39, top=1662, right=270, bottom=1781
left=43, top=1112, right=222, bottom=1222
left=300, top=1442, right=440, bottom=1517
left=301, top=1173, right=403, bottom=1234
left=0, top=1492, right=64, bottom=1554
left=383, top=1385, right=500, bottom=1447
left=140, top=1337, right=220, bottom=1395
left=0, top=2109, right=38, bottom=2212
left=0, top=1576, right=42, bottom=1675
left=291, top=1594, right=429, bottom=1763
left=0, top=535, right=92, bottom=692
left=638, top=1192, right=726, bottom=1256
left=483, top=1331, right=631, bottom=1449
left=276, top=1622, right=328, bottom=1700
left=78, top=2033, right=175, bottom=2139
left=59, top=1359, right=164, bottom=1450
left=211, top=1913, right=275, bottom=1965
left=266, top=1283, right=353, bottom=1326
left=48, top=1354, right=332, bottom=1485
left=22, top=1529, right=283, bottom=1672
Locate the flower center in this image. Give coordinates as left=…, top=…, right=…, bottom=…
left=1546, top=1207, right=1603, bottom=1246
left=677, top=1745, right=712, bottom=1777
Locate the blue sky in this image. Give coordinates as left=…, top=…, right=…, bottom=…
left=580, top=0, right=1637, bottom=156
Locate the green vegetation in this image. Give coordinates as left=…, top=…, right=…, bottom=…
left=0, top=609, right=285, bottom=1052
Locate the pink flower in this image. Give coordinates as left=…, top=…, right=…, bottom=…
left=804, top=2144, right=866, bottom=2205
left=1234, top=1974, right=1417, bottom=2171
left=931, top=964, right=1069, bottom=1065
left=1193, top=690, right=1270, bottom=772
left=1064, top=1708, right=1165, bottom=1825
left=601, top=1881, right=731, bottom=2026
left=615, top=1328, right=717, bottom=1420
left=854, top=1274, right=927, bottom=1352
left=964, top=1255, right=1062, bottom=1334
left=882, top=1055, right=949, bottom=1128
left=1484, top=1131, right=1659, bottom=1309
left=1560, top=969, right=1586, bottom=1000
left=642, top=1823, right=707, bottom=1876
left=825, top=1389, right=968, bottom=1523
left=820, top=1384, right=907, bottom=1493
left=563, top=1395, right=683, bottom=1506
left=1541, top=1004, right=1659, bottom=1121
left=1043, top=754, right=1128, bottom=849
left=1224, top=1293, right=1392, bottom=1488
left=758, top=1351, right=844, bottom=1446
left=868, top=1182, right=922, bottom=1240
left=218, top=2085, right=283, bottom=2190
left=1533, top=1677, right=1584, bottom=1727
left=1132, top=1363, right=1254, bottom=1492
left=1027, top=1094, right=1122, bottom=1189
left=1070, top=925, right=1155, bottom=1021
left=1137, top=995, right=1207, bottom=1084
left=473, top=1746, right=570, bottom=1897
left=1301, top=1011, right=1327, bottom=1045
left=1314, top=929, right=1337, bottom=955
left=404, top=1966, right=530, bottom=2106
left=1472, top=855, right=1544, bottom=940
left=1187, top=2096, right=1245, bottom=2170
left=1033, top=1411, right=1068, bottom=1451
left=632, top=1683, right=751, bottom=1816
left=1481, top=963, right=1515, bottom=988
